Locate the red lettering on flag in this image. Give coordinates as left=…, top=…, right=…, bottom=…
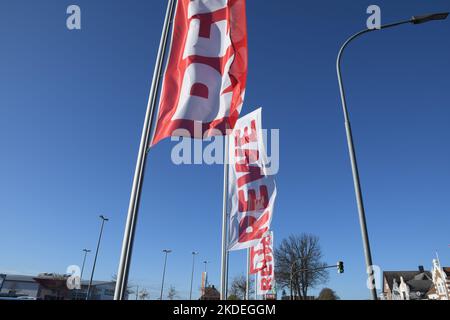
left=238, top=211, right=270, bottom=243
left=238, top=186, right=269, bottom=212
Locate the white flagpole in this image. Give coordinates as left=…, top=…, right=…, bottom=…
left=114, top=0, right=177, bottom=300
left=220, top=135, right=230, bottom=300
left=246, top=249, right=250, bottom=300
left=254, top=273, right=258, bottom=300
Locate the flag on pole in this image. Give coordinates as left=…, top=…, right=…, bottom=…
left=227, top=108, right=277, bottom=251
left=249, top=231, right=273, bottom=275
left=151, top=0, right=248, bottom=146
left=201, top=271, right=208, bottom=295
left=252, top=232, right=275, bottom=295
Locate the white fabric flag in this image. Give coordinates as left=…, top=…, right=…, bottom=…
left=227, top=108, right=277, bottom=251
left=254, top=232, right=275, bottom=295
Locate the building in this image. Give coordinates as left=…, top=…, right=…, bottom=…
left=0, top=274, right=40, bottom=298
left=430, top=258, right=450, bottom=300
left=200, top=285, right=220, bottom=300
left=0, top=273, right=118, bottom=300
left=382, top=267, right=433, bottom=300
left=383, top=258, right=450, bottom=300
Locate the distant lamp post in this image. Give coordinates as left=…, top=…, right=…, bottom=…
left=203, top=260, right=210, bottom=273
left=86, top=215, right=109, bottom=300
left=189, top=251, right=199, bottom=300
left=75, top=248, right=91, bottom=300
left=80, top=249, right=91, bottom=282
left=337, top=12, right=448, bottom=301
left=160, top=249, right=172, bottom=300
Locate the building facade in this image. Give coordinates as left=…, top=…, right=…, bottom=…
left=0, top=274, right=40, bottom=298
left=0, top=273, right=118, bottom=300
left=383, top=258, right=450, bottom=300
left=430, top=259, right=450, bottom=300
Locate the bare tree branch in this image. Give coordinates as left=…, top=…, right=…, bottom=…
left=275, top=234, right=329, bottom=299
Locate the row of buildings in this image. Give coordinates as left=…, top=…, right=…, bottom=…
left=0, top=273, right=117, bottom=300
left=382, top=258, right=450, bottom=300
left=2, top=257, right=448, bottom=300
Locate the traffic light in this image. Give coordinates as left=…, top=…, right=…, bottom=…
left=337, top=261, right=344, bottom=274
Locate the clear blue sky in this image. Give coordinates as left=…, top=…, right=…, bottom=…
left=0, top=0, right=449, bottom=300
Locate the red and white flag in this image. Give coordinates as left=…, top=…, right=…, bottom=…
left=252, top=232, right=275, bottom=295
left=151, top=0, right=248, bottom=146
left=250, top=231, right=273, bottom=274
left=227, top=108, right=277, bottom=251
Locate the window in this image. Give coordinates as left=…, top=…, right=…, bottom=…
left=104, top=289, right=114, bottom=296
left=437, top=281, right=445, bottom=295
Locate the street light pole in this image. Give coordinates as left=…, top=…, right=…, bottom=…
left=80, top=249, right=91, bottom=282
left=189, top=251, right=199, bottom=300
left=337, top=12, right=448, bottom=301
left=75, top=249, right=91, bottom=300
left=86, top=215, right=109, bottom=300
left=160, top=249, right=172, bottom=300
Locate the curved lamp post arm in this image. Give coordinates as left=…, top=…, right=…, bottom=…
left=337, top=19, right=412, bottom=120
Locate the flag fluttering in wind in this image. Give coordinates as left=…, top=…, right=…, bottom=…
left=151, top=0, right=248, bottom=146
left=227, top=108, right=277, bottom=251
left=115, top=0, right=248, bottom=300
left=250, top=231, right=275, bottom=295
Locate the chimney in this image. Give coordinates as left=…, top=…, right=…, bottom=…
left=418, top=266, right=424, bottom=273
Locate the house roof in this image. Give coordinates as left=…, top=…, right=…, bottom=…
left=200, top=286, right=220, bottom=300
left=1, top=274, right=114, bottom=288
left=383, top=271, right=432, bottom=291
left=427, top=286, right=437, bottom=296
left=407, top=279, right=434, bottom=293
left=443, top=267, right=450, bottom=277
left=80, top=280, right=115, bottom=286
left=2, top=275, right=37, bottom=283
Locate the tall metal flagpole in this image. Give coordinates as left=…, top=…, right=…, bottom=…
left=246, top=250, right=250, bottom=300
left=114, top=0, right=177, bottom=300
left=220, top=135, right=230, bottom=300
left=254, top=273, right=257, bottom=300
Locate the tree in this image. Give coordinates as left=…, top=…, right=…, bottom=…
left=139, top=289, right=150, bottom=300
left=111, top=274, right=134, bottom=297
left=275, top=234, right=329, bottom=300
left=167, top=286, right=178, bottom=300
left=228, top=274, right=254, bottom=300
left=317, top=288, right=340, bottom=300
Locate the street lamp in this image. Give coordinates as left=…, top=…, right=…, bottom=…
left=80, top=249, right=91, bottom=282
left=74, top=249, right=91, bottom=300
left=160, top=249, right=172, bottom=300
left=189, top=251, right=199, bottom=300
left=412, top=12, right=449, bottom=24
left=86, top=215, right=109, bottom=300
left=336, top=12, right=448, bottom=301
left=203, top=260, right=210, bottom=273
